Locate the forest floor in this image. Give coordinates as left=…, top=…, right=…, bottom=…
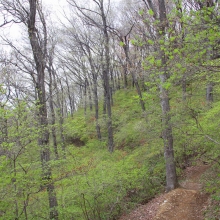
left=119, top=163, right=210, bottom=220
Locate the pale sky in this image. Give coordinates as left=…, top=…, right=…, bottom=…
left=0, top=0, right=119, bottom=50
left=0, top=0, right=68, bottom=44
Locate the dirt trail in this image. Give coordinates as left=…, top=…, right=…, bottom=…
left=119, top=165, right=210, bottom=220
left=154, top=165, right=209, bottom=220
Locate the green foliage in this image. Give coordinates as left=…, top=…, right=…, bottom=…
left=147, top=39, right=154, bottom=45
left=64, top=115, right=90, bottom=143
left=0, top=102, right=44, bottom=220
left=148, top=9, right=154, bottom=16
left=119, top=41, right=125, bottom=47
left=139, top=9, right=144, bottom=16
left=1, top=3, right=220, bottom=219
left=37, top=88, right=165, bottom=219
left=52, top=145, right=165, bottom=220
left=201, top=164, right=220, bottom=219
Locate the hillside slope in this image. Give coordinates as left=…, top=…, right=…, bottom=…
left=120, top=164, right=210, bottom=220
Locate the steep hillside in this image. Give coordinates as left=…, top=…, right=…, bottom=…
left=1, top=86, right=220, bottom=220
left=59, top=86, right=220, bottom=219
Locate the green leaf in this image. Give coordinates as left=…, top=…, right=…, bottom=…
left=163, top=82, right=171, bottom=90
left=130, top=39, right=138, bottom=45
left=159, top=39, right=164, bottom=45
left=147, top=56, right=155, bottom=65
left=148, top=39, right=154, bottom=45
left=176, top=63, right=182, bottom=69
left=173, top=49, right=179, bottom=54
left=119, top=41, right=125, bottom=47
left=149, top=9, right=154, bottom=16
left=170, top=36, right=176, bottom=42
left=139, top=9, right=144, bottom=16
left=156, top=59, right=162, bottom=67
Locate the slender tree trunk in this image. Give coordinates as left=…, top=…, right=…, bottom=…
left=93, top=73, right=102, bottom=140
left=110, top=86, right=114, bottom=107
left=59, top=79, right=67, bottom=118
left=13, top=157, right=19, bottom=220
left=123, top=65, right=128, bottom=89
left=132, top=72, right=145, bottom=111
left=88, top=79, right=93, bottom=111
left=159, top=73, right=177, bottom=192
left=100, top=0, right=114, bottom=152
left=116, top=70, right=121, bottom=90
left=182, top=74, right=187, bottom=101
left=23, top=195, right=28, bottom=220
left=206, top=82, right=214, bottom=103
left=84, top=80, right=87, bottom=115
left=27, top=1, right=58, bottom=218
left=48, top=70, right=59, bottom=160
left=65, top=76, right=74, bottom=116
left=87, top=47, right=102, bottom=140
left=103, top=69, right=114, bottom=152
left=122, top=41, right=145, bottom=112
left=53, top=73, right=66, bottom=159
left=0, top=105, right=8, bottom=146
left=36, top=80, right=58, bottom=219
left=198, top=1, right=215, bottom=104
left=110, top=67, right=114, bottom=106
left=93, top=75, right=102, bottom=140
left=158, top=0, right=177, bottom=192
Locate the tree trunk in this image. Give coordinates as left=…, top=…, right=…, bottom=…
left=182, top=74, right=187, bottom=101
left=48, top=69, right=59, bottom=160
left=132, top=73, right=145, bottom=111
left=13, top=157, right=19, bottom=220
left=53, top=72, right=66, bottom=159
left=110, top=67, right=114, bottom=106
left=122, top=37, right=145, bottom=112
left=92, top=73, right=101, bottom=140
left=27, top=1, right=58, bottom=218
left=206, top=82, right=214, bottom=103
left=84, top=80, right=87, bottom=115
left=88, top=78, right=93, bottom=111
left=159, top=75, right=177, bottom=192
left=93, top=75, right=101, bottom=140
left=87, top=47, right=102, bottom=140
left=116, top=70, right=121, bottom=90
left=123, top=65, right=128, bottom=89
left=65, top=76, right=75, bottom=116
left=100, top=1, right=114, bottom=152
left=103, top=88, right=107, bottom=115
left=158, top=0, right=177, bottom=192
left=0, top=105, right=8, bottom=146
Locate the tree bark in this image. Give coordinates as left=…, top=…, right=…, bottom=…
left=65, top=75, right=75, bottom=116
left=100, top=0, right=114, bottom=152
left=27, top=0, right=58, bottom=218
left=53, top=72, right=66, bottom=159
left=122, top=36, right=145, bottom=112
left=182, top=74, right=187, bottom=101
left=206, top=82, right=214, bottom=103
left=87, top=78, right=93, bottom=111
left=92, top=71, right=102, bottom=140
left=48, top=68, right=59, bottom=160
left=87, top=47, right=102, bottom=140
left=84, top=79, right=87, bottom=115
left=158, top=0, right=177, bottom=192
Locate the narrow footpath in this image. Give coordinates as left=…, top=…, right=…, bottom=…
left=119, top=164, right=210, bottom=220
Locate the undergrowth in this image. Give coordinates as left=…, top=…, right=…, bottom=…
left=201, top=164, right=220, bottom=220
left=1, top=86, right=220, bottom=219
left=56, top=87, right=219, bottom=219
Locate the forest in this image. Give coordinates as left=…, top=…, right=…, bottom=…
left=0, top=0, right=220, bottom=219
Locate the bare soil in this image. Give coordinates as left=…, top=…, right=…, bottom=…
left=119, top=164, right=210, bottom=220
